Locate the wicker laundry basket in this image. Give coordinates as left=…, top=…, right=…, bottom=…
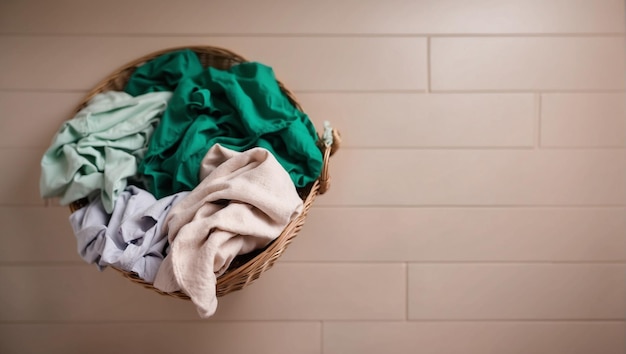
left=67, top=45, right=340, bottom=299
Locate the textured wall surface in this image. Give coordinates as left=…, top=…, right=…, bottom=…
left=0, top=1, right=624, bottom=353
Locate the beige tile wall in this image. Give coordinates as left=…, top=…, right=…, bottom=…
left=0, top=1, right=624, bottom=353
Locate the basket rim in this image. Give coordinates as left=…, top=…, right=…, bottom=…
left=75, top=45, right=301, bottom=114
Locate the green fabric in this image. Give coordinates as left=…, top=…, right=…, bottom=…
left=40, top=91, right=172, bottom=213
left=125, top=49, right=322, bottom=199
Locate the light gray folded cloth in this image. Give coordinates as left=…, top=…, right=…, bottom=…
left=69, top=185, right=188, bottom=282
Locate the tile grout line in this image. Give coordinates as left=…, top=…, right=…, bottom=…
left=405, top=262, right=410, bottom=321
left=312, top=204, right=626, bottom=208
left=327, top=146, right=626, bottom=150
left=9, top=146, right=624, bottom=152
left=535, top=93, right=542, bottom=149
left=12, top=146, right=624, bottom=151
left=2, top=204, right=626, bottom=209
left=280, top=261, right=626, bottom=265
left=426, top=37, right=431, bottom=93
left=2, top=88, right=625, bottom=94
left=2, top=261, right=626, bottom=267
left=327, top=144, right=621, bottom=150
left=429, top=89, right=626, bottom=94
left=1, top=32, right=624, bottom=38
left=533, top=92, right=541, bottom=150
left=320, top=320, right=325, bottom=354
left=1, top=319, right=624, bottom=325
left=404, top=318, right=626, bottom=322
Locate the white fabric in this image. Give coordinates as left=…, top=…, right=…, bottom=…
left=69, top=185, right=188, bottom=282
left=154, top=144, right=303, bottom=318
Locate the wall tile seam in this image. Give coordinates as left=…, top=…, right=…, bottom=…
left=0, top=32, right=625, bottom=38
left=0, top=319, right=326, bottom=325
left=1, top=319, right=624, bottom=325
left=314, top=319, right=626, bottom=323
left=3, top=89, right=625, bottom=94
left=535, top=93, right=542, bottom=149
left=308, top=205, right=626, bottom=209
left=404, top=262, right=409, bottom=320
left=2, top=89, right=625, bottom=94
left=320, top=320, right=325, bottom=354
left=404, top=318, right=626, bottom=322
left=426, top=37, right=431, bottom=93
left=302, top=204, right=626, bottom=208
left=8, top=203, right=626, bottom=208
left=322, top=319, right=626, bottom=323
left=7, top=205, right=626, bottom=210
left=2, top=261, right=626, bottom=267
left=4, top=146, right=626, bottom=151
left=5, top=204, right=626, bottom=209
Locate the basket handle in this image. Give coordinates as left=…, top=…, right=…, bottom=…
left=318, top=127, right=341, bottom=195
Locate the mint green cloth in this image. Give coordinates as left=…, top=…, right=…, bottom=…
left=125, top=49, right=323, bottom=199
left=40, top=91, right=172, bottom=213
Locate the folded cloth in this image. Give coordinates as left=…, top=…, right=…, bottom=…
left=69, top=185, right=188, bottom=282
left=153, top=144, right=303, bottom=318
left=40, top=91, right=172, bottom=213
left=124, top=49, right=322, bottom=198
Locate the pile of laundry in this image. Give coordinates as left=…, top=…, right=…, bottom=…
left=39, top=49, right=323, bottom=318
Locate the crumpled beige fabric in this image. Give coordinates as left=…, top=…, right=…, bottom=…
left=153, top=144, right=304, bottom=318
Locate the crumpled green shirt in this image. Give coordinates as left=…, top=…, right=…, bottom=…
left=40, top=91, right=172, bottom=212
left=125, top=49, right=323, bottom=199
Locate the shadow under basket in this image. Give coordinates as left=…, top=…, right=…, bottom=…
left=68, top=45, right=340, bottom=300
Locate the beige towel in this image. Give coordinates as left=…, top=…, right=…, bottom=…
left=153, top=144, right=304, bottom=318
